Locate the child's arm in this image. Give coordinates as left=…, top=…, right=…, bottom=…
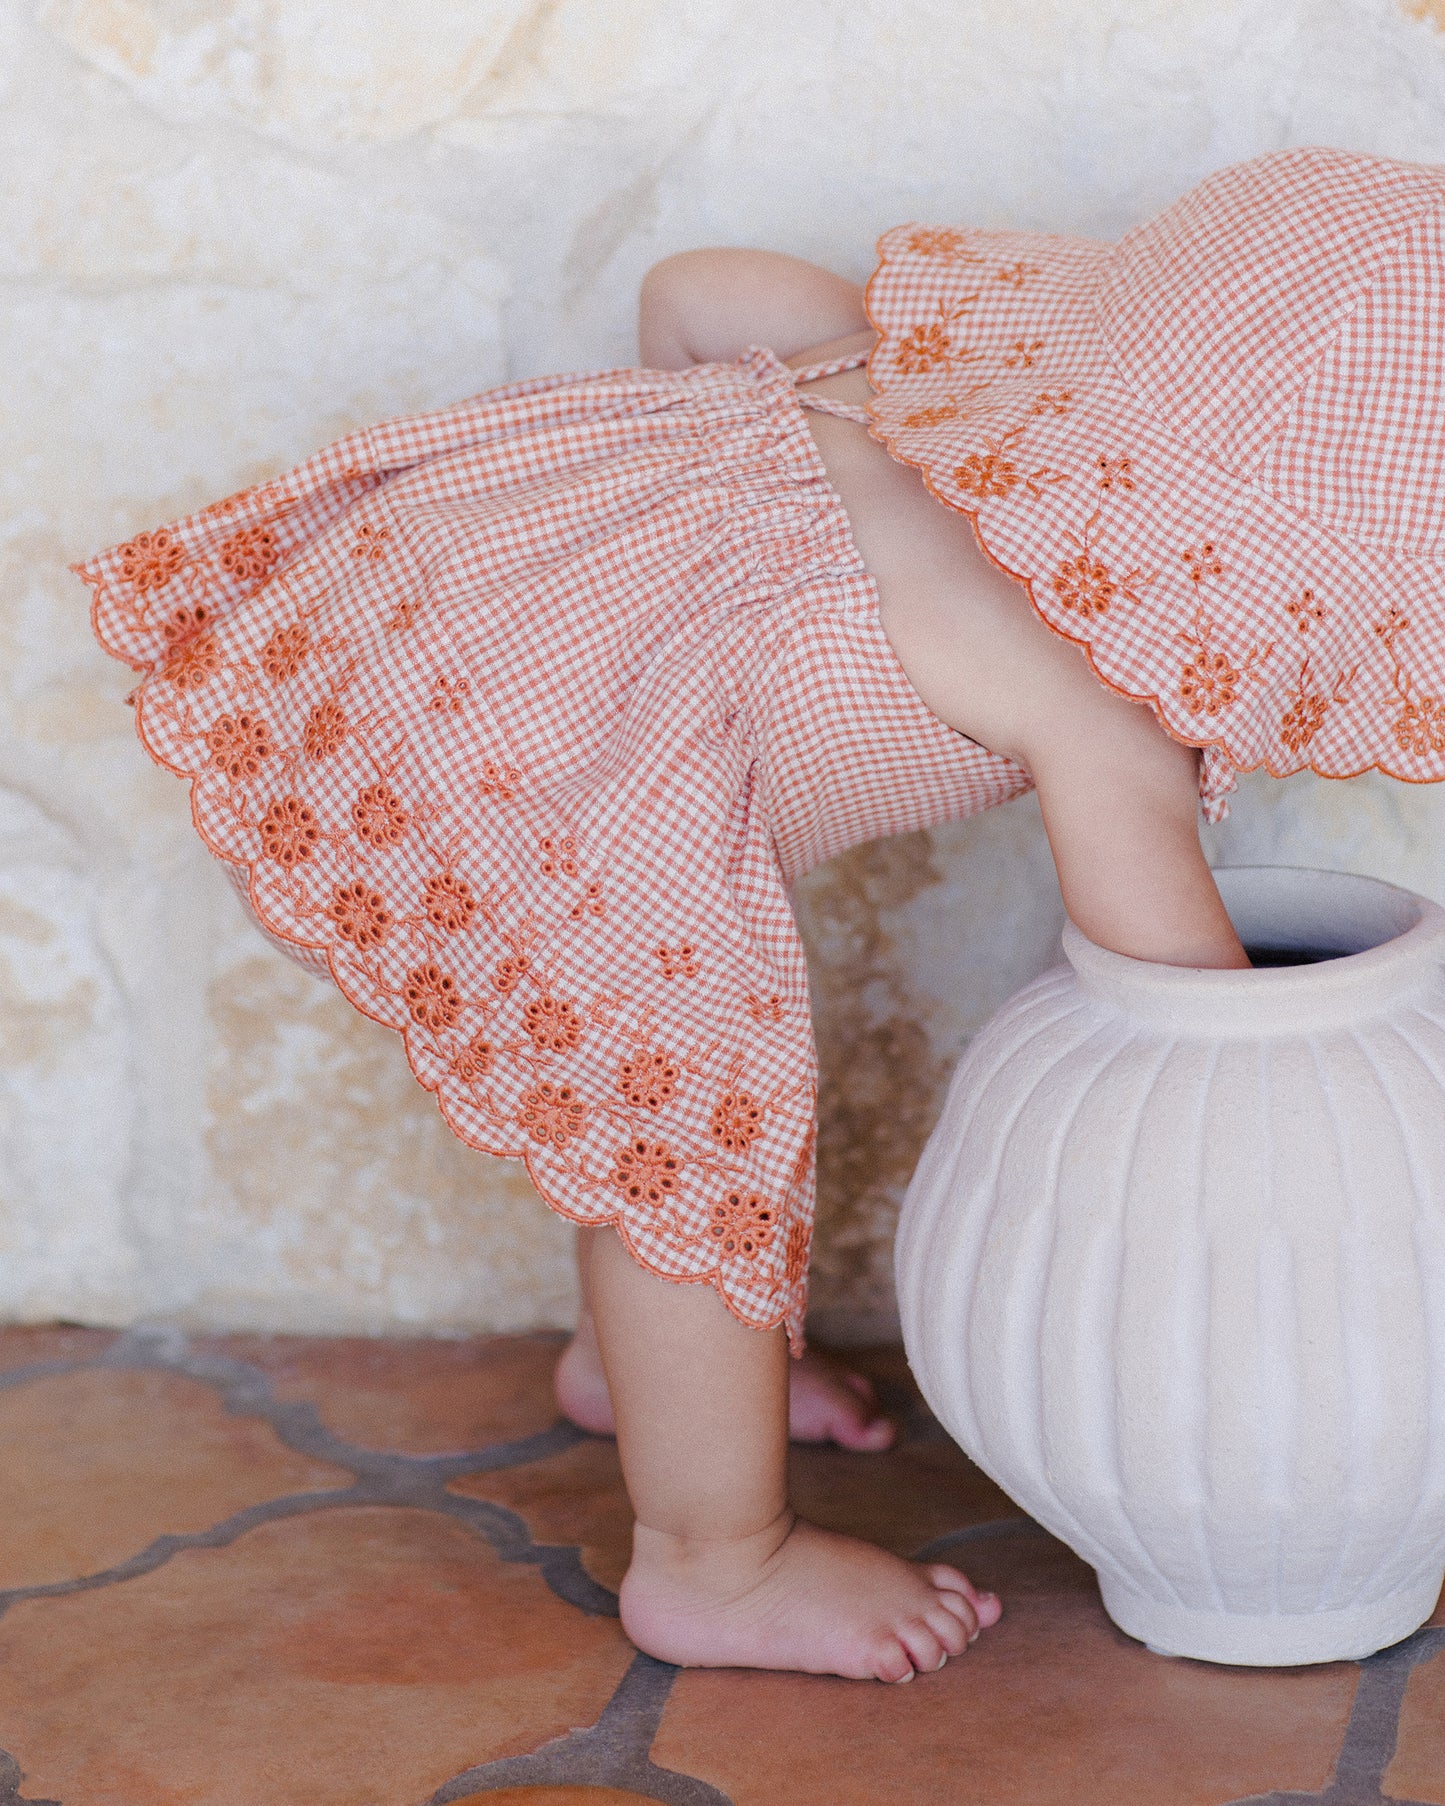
left=639, top=250, right=870, bottom=369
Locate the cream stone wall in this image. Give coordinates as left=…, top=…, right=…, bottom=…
left=11, top=0, right=1445, bottom=1338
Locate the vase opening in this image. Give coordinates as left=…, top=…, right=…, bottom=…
left=1242, top=944, right=1344, bottom=966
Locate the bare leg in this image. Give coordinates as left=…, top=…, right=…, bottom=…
left=578, top=1225, right=999, bottom=1679
left=555, top=1235, right=895, bottom=1449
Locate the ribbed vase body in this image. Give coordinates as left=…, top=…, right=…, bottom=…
left=896, top=866, right=1445, bottom=1664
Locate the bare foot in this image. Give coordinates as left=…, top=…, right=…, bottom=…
left=621, top=1511, right=1002, bottom=1681
left=556, top=1317, right=896, bottom=1451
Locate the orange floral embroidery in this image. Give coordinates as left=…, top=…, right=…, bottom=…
left=1286, top=588, right=1324, bottom=633
left=657, top=944, right=700, bottom=979
left=1280, top=691, right=1328, bottom=753
left=259, top=796, right=320, bottom=869
left=118, top=529, right=186, bottom=595
left=904, top=227, right=977, bottom=260
left=161, top=628, right=222, bottom=691
left=518, top=1080, right=589, bottom=1149
left=402, top=962, right=461, bottom=1032
left=613, top=1137, right=681, bottom=1205
left=743, top=992, right=785, bottom=1025
left=523, top=993, right=584, bottom=1053
left=494, top=953, right=531, bottom=995
left=303, top=698, right=348, bottom=761
left=453, top=1034, right=495, bottom=1083
left=1394, top=695, right=1445, bottom=757
left=784, top=1217, right=810, bottom=1286
left=352, top=523, right=391, bottom=560
left=1051, top=552, right=1120, bottom=618
left=903, top=401, right=960, bottom=429
left=896, top=323, right=955, bottom=374
left=430, top=676, right=470, bottom=713
left=260, top=623, right=310, bottom=682
left=479, top=758, right=522, bottom=800
left=1181, top=542, right=1223, bottom=585
left=994, top=259, right=1040, bottom=288
left=354, top=784, right=409, bottom=848
left=423, top=871, right=477, bottom=934
left=539, top=835, right=579, bottom=878
left=1029, top=389, right=1075, bottom=416
left=326, top=880, right=392, bottom=950
left=618, top=1049, right=680, bottom=1110
left=569, top=881, right=605, bottom=921
left=711, top=1087, right=763, bottom=1155
left=218, top=526, right=279, bottom=584
left=1179, top=648, right=1239, bottom=715
left=1096, top=455, right=1134, bottom=492
left=708, top=1190, right=776, bottom=1260
left=1004, top=337, right=1044, bottom=369
left=386, top=597, right=420, bottom=633
left=954, top=451, right=1018, bottom=500
left=205, top=712, right=273, bottom=782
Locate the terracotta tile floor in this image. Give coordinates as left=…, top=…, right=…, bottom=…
left=0, top=1326, right=1441, bottom=1805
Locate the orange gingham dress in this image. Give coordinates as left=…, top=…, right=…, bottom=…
left=77, top=344, right=1030, bottom=1352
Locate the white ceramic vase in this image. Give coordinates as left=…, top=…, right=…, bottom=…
left=896, top=865, right=1445, bottom=1665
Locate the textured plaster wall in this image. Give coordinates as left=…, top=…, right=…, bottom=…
left=11, top=0, right=1445, bottom=1338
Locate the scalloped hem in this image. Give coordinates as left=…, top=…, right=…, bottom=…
left=859, top=252, right=1445, bottom=821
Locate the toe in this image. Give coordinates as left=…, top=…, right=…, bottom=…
left=927, top=1598, right=976, bottom=1655
left=874, top=1640, right=916, bottom=1684
left=897, top=1619, right=946, bottom=1676
left=928, top=1564, right=1001, bottom=1627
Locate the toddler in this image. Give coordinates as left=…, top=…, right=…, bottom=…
left=78, top=145, right=1445, bottom=1682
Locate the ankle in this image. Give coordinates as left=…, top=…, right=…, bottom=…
left=631, top=1507, right=797, bottom=1576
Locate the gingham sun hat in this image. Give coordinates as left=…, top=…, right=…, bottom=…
left=864, top=144, right=1445, bottom=820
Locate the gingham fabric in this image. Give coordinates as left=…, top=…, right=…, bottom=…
left=864, top=145, right=1445, bottom=821
left=77, top=344, right=1030, bottom=1350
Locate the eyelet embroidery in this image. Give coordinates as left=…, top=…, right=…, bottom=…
left=429, top=675, right=471, bottom=713
left=995, top=259, right=1041, bottom=288
left=452, top=1034, right=496, bottom=1084
left=707, top=1190, right=776, bottom=1260
left=743, top=992, right=785, bottom=1024
left=518, top=1081, right=590, bottom=1150
left=568, top=881, right=605, bottom=921
left=657, top=943, right=700, bottom=979
left=303, top=698, right=349, bottom=761
left=522, top=994, right=585, bottom=1053
left=711, top=1086, right=764, bottom=1154
left=401, top=961, right=463, bottom=1032
left=118, top=530, right=186, bottom=595
left=205, top=711, right=274, bottom=783
left=613, top=1137, right=682, bottom=1205
left=619, top=1048, right=680, bottom=1110
left=352, top=523, right=392, bottom=561
left=1096, top=455, right=1135, bottom=492
left=218, top=527, right=280, bottom=584
left=903, top=227, right=982, bottom=261
left=260, top=623, right=311, bottom=683
left=539, top=834, right=580, bottom=878
left=1180, top=542, right=1224, bottom=586
left=1176, top=609, right=1272, bottom=717
left=1285, top=588, right=1325, bottom=633
left=1003, top=338, right=1045, bottom=370
left=422, top=870, right=478, bottom=934
left=477, top=759, right=523, bottom=800
left=326, top=880, right=393, bottom=950
left=255, top=796, right=320, bottom=868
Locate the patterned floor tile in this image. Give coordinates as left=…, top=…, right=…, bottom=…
left=0, top=1508, right=634, bottom=1806
left=212, top=1331, right=565, bottom=1455
left=1383, top=1640, right=1445, bottom=1803
left=448, top=1791, right=666, bottom=1804
left=650, top=1529, right=1361, bottom=1806
left=0, top=1367, right=349, bottom=1591
left=453, top=1434, right=634, bottom=1594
